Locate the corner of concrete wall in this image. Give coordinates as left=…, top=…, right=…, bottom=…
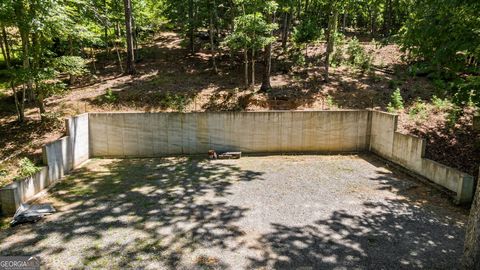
left=0, top=166, right=49, bottom=215
left=67, top=113, right=90, bottom=166
left=366, top=110, right=373, bottom=151
left=457, top=175, right=475, bottom=205
left=1, top=113, right=91, bottom=216
left=368, top=110, right=475, bottom=204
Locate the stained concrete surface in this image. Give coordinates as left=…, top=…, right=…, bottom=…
left=0, top=155, right=467, bottom=269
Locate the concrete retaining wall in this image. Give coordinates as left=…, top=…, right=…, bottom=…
left=1, top=110, right=476, bottom=215
left=0, top=167, right=48, bottom=214
left=369, top=110, right=475, bottom=204
left=89, top=111, right=371, bottom=157
left=0, top=114, right=89, bottom=215
left=67, top=113, right=90, bottom=167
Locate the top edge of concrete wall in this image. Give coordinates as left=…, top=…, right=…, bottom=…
left=87, top=110, right=373, bottom=114
left=367, top=109, right=398, bottom=116
left=43, top=136, right=69, bottom=148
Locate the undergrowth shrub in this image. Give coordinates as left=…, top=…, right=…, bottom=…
left=446, top=106, right=462, bottom=128
left=101, top=89, right=119, bottom=103
left=387, top=88, right=404, bottom=112
left=431, top=95, right=453, bottom=111
left=325, top=95, right=338, bottom=109
left=408, top=99, right=428, bottom=120
left=159, top=92, right=190, bottom=111
left=330, top=33, right=346, bottom=67
left=346, top=37, right=373, bottom=72
left=289, top=47, right=306, bottom=67
left=15, top=158, right=42, bottom=180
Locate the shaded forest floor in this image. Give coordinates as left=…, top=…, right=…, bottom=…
left=0, top=32, right=478, bottom=187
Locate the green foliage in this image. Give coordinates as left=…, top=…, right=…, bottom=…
left=159, top=92, right=190, bottom=111
left=52, top=56, right=88, bottom=77
left=388, top=79, right=401, bottom=89
left=451, top=76, right=480, bottom=107
left=408, top=99, right=428, bottom=120
left=101, top=89, right=119, bottom=103
left=33, top=67, right=67, bottom=97
left=387, top=88, right=404, bottom=112
left=346, top=37, right=373, bottom=71
left=446, top=106, right=463, bottom=128
left=431, top=95, right=453, bottom=111
left=224, top=12, right=278, bottom=52
left=288, top=48, right=306, bottom=67
left=292, top=18, right=323, bottom=46
left=330, top=33, right=345, bottom=67
left=15, top=158, right=42, bottom=180
left=326, top=95, right=337, bottom=109
left=399, top=0, right=480, bottom=107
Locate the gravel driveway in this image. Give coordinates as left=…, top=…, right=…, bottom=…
left=0, top=155, right=467, bottom=269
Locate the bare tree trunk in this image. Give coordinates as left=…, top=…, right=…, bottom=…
left=250, top=48, right=255, bottom=88
left=0, top=33, right=7, bottom=68
left=123, top=0, right=136, bottom=74
left=91, top=47, right=97, bottom=73
left=114, top=40, right=124, bottom=73
left=325, top=4, right=339, bottom=82
left=463, top=169, right=480, bottom=269
left=132, top=12, right=138, bottom=54
left=260, top=44, right=272, bottom=92
left=103, top=0, right=110, bottom=57
left=1, top=26, right=11, bottom=67
left=69, top=35, right=74, bottom=56
left=244, top=48, right=248, bottom=88
left=281, top=12, right=288, bottom=50
left=12, top=83, right=25, bottom=122
left=261, top=12, right=274, bottom=92
left=188, top=0, right=195, bottom=54
left=35, top=84, right=46, bottom=121
left=209, top=1, right=217, bottom=73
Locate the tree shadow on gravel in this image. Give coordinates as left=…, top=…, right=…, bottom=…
left=0, top=155, right=467, bottom=269
left=248, top=197, right=465, bottom=269
left=0, top=157, right=263, bottom=269
left=247, top=155, right=466, bottom=270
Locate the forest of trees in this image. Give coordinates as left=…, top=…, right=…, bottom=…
left=0, top=0, right=478, bottom=122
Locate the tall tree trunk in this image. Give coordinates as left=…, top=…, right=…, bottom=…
left=103, top=0, right=110, bottom=57
left=31, top=32, right=40, bottom=69
left=91, top=47, right=97, bottom=73
left=260, top=44, right=272, bottom=92
left=0, top=35, right=7, bottom=68
left=188, top=0, right=195, bottom=54
left=68, top=35, right=74, bottom=56
left=281, top=12, right=288, bottom=50
left=12, top=83, right=25, bottom=122
left=244, top=48, right=248, bottom=88
left=35, top=83, right=46, bottom=120
left=250, top=49, right=255, bottom=88
left=114, top=39, right=124, bottom=73
left=0, top=26, right=11, bottom=68
left=261, top=12, right=274, bottom=92
left=209, top=0, right=217, bottom=73
left=282, top=10, right=292, bottom=52
left=324, top=4, right=338, bottom=82
left=132, top=13, right=138, bottom=54
left=123, top=0, right=136, bottom=74
left=463, top=170, right=480, bottom=269
left=15, top=2, right=34, bottom=102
